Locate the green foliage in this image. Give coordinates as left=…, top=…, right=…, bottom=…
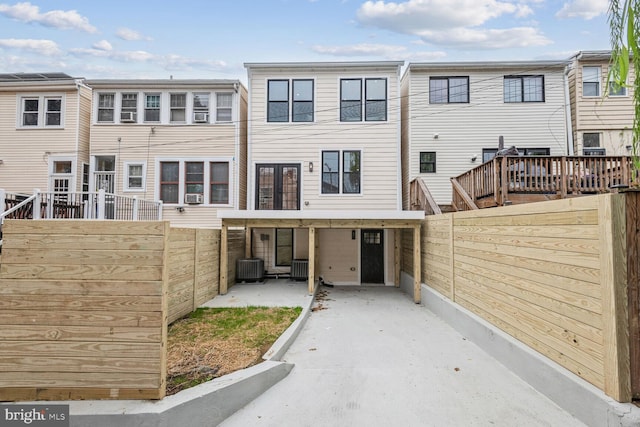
left=609, top=0, right=640, bottom=180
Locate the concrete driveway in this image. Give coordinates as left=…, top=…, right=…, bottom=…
left=220, top=286, right=585, bottom=427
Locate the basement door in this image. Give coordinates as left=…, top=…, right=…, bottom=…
left=361, top=229, right=384, bottom=284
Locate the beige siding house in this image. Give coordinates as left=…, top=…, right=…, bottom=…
left=401, top=61, right=571, bottom=206
left=220, top=61, right=423, bottom=295
left=0, top=73, right=92, bottom=195
left=85, top=79, right=247, bottom=228
left=567, top=50, right=636, bottom=156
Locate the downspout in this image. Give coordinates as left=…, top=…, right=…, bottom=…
left=246, top=68, right=254, bottom=211
left=74, top=80, right=82, bottom=191
left=564, top=65, right=575, bottom=155
left=234, top=81, right=240, bottom=210
left=395, top=63, right=403, bottom=210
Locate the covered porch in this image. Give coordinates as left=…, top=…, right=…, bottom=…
left=219, top=210, right=425, bottom=303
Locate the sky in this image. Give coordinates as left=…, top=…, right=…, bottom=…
left=0, top=0, right=613, bottom=82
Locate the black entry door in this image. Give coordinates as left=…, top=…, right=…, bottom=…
left=361, top=229, right=384, bottom=284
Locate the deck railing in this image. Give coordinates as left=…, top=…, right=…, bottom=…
left=451, top=156, right=639, bottom=210
left=409, top=177, right=442, bottom=215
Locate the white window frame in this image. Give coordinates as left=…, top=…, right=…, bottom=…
left=216, top=92, right=233, bottom=123
left=17, top=94, right=65, bottom=128
left=608, top=73, right=628, bottom=97
left=170, top=93, right=187, bottom=123
left=155, top=157, right=233, bottom=206
left=144, top=93, right=161, bottom=123
left=582, top=66, right=601, bottom=97
left=192, top=92, right=210, bottom=124
left=48, top=156, right=76, bottom=193
left=120, top=92, right=138, bottom=123
left=320, top=149, right=363, bottom=196
left=123, top=161, right=147, bottom=192
left=97, top=93, right=115, bottom=123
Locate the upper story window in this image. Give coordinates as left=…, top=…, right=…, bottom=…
left=19, top=95, right=63, bottom=128
left=170, top=93, right=186, bottom=123
left=321, top=150, right=361, bottom=194
left=504, top=76, right=544, bottom=103
left=608, top=74, right=627, bottom=96
left=193, top=93, right=210, bottom=123
left=429, top=77, right=469, bottom=103
left=97, top=93, right=114, bottom=122
left=582, top=66, right=601, bottom=97
left=340, top=78, right=387, bottom=122
left=266, top=79, right=313, bottom=123
left=121, top=93, right=138, bottom=122
left=144, top=93, right=161, bottom=122
left=216, top=93, right=233, bottom=122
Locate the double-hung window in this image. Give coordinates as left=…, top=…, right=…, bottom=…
left=121, top=93, right=138, bottom=122
left=340, top=78, right=387, bottom=122
left=97, top=93, right=115, bottom=122
left=193, top=93, right=209, bottom=123
left=608, top=73, right=627, bottom=96
left=419, top=152, right=436, bottom=173
left=124, top=162, right=146, bottom=191
left=170, top=93, right=186, bottom=123
left=429, top=77, right=469, bottom=103
left=20, top=95, right=63, bottom=127
left=321, top=150, right=361, bottom=194
left=216, top=93, right=233, bottom=122
left=159, top=160, right=231, bottom=205
left=582, top=66, right=601, bottom=97
left=144, top=93, right=160, bottom=122
left=504, top=75, right=544, bottom=103
left=210, top=162, right=229, bottom=203
left=160, top=161, right=180, bottom=204
left=266, top=79, right=314, bottom=123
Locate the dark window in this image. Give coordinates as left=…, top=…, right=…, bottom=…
left=22, top=98, right=39, bottom=126
left=583, top=133, right=600, bottom=148
left=160, top=162, right=179, bottom=204
left=210, top=162, right=229, bottom=204
left=275, top=228, right=293, bottom=266
left=268, top=80, right=289, bottom=122
left=504, top=76, right=544, bottom=102
left=419, top=152, right=436, bottom=173
left=292, top=79, right=313, bottom=122
left=341, top=78, right=387, bottom=122
left=185, top=162, right=204, bottom=195
left=365, top=78, right=387, bottom=121
left=340, top=79, right=361, bottom=121
left=429, top=77, right=469, bottom=103
left=582, top=66, right=601, bottom=97
left=256, top=164, right=300, bottom=210
left=343, top=151, right=361, bottom=194
left=322, top=151, right=340, bottom=194
left=45, top=98, right=62, bottom=126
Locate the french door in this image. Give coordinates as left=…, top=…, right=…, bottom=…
left=255, top=164, right=300, bottom=210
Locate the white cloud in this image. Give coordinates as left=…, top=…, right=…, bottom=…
left=116, top=27, right=153, bottom=41
left=556, top=0, right=608, bottom=19
left=0, top=38, right=61, bottom=55
left=0, top=2, right=97, bottom=33
left=356, top=0, right=550, bottom=49
left=161, top=54, right=227, bottom=71
left=69, top=47, right=155, bottom=62
left=92, top=40, right=112, bottom=51
left=311, top=43, right=446, bottom=61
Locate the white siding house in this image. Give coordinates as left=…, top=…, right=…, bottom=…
left=220, top=62, right=423, bottom=290
left=85, top=79, right=247, bottom=228
left=0, top=73, right=92, bottom=195
left=401, top=61, right=571, bottom=206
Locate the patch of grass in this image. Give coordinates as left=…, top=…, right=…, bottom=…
left=166, top=306, right=302, bottom=395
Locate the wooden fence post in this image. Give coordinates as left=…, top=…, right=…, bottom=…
left=626, top=190, right=640, bottom=399
left=600, top=193, right=632, bottom=402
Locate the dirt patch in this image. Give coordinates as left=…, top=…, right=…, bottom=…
left=166, top=306, right=302, bottom=395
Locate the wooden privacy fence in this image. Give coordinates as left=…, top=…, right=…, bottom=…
left=0, top=220, right=226, bottom=401
left=406, top=193, right=637, bottom=403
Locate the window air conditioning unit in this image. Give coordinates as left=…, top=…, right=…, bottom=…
left=583, top=148, right=606, bottom=156
left=184, top=193, right=203, bottom=204
left=120, top=111, right=135, bottom=122
left=193, top=112, right=209, bottom=123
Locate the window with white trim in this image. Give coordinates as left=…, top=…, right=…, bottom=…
left=158, top=159, right=231, bottom=205
left=216, top=93, right=233, bottom=122
left=97, top=93, right=115, bottom=122
left=608, top=74, right=627, bottom=96
left=321, top=150, right=361, bottom=194
left=144, top=93, right=160, bottom=122
left=193, top=93, right=210, bottom=123
left=124, top=162, right=146, bottom=191
left=340, top=78, right=387, bottom=122
left=170, top=93, right=186, bottom=123
left=582, top=66, right=601, bottom=97
left=121, top=93, right=138, bottom=122
left=19, top=95, right=63, bottom=127
left=266, top=79, right=313, bottom=123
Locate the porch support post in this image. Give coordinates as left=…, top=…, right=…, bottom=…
left=394, top=229, right=401, bottom=287
left=220, top=223, right=229, bottom=295
left=0, top=188, right=5, bottom=215
left=132, top=196, right=139, bottom=220
left=97, top=189, right=106, bottom=220
left=413, top=224, right=421, bottom=303
left=244, top=226, right=252, bottom=258
left=308, top=226, right=316, bottom=295
left=32, top=188, right=41, bottom=220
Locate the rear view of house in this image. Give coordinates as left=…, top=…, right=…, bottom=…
left=567, top=50, right=636, bottom=156
left=85, top=79, right=248, bottom=228
left=0, top=72, right=91, bottom=195
left=401, top=61, right=571, bottom=208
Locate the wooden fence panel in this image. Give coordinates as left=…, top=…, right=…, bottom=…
left=0, top=220, right=169, bottom=401
left=194, top=229, right=220, bottom=307
left=167, top=228, right=197, bottom=323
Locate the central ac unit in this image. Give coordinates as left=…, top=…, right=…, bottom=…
left=184, top=193, right=203, bottom=204
left=120, top=111, right=135, bottom=123
left=193, top=112, right=209, bottom=123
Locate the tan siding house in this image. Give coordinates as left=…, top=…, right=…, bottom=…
left=401, top=61, right=571, bottom=206
left=85, top=79, right=247, bottom=228
left=567, top=50, right=636, bottom=156
left=220, top=61, right=423, bottom=290
left=0, top=73, right=92, bottom=194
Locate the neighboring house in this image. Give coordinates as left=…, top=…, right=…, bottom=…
left=0, top=72, right=92, bottom=195
left=401, top=61, right=571, bottom=207
left=220, top=61, right=423, bottom=290
left=85, top=79, right=248, bottom=228
left=567, top=50, right=636, bottom=156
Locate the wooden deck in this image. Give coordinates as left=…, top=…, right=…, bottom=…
left=449, top=156, right=639, bottom=211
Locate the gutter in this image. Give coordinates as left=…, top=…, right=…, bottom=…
left=563, top=65, right=575, bottom=155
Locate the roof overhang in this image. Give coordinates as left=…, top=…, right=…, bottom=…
left=406, top=60, right=569, bottom=72
left=85, top=79, right=242, bottom=90
left=219, top=210, right=424, bottom=229
left=244, top=61, right=404, bottom=71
